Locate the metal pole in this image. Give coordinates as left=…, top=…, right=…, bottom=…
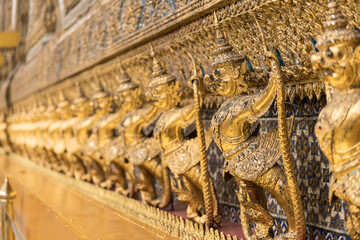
left=0, top=177, right=16, bottom=240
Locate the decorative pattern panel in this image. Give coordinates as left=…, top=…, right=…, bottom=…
left=10, top=0, right=359, bottom=104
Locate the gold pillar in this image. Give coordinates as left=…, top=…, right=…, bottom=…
left=0, top=177, right=16, bottom=240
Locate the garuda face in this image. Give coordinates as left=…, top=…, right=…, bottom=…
left=150, top=82, right=180, bottom=110
left=93, top=95, right=113, bottom=114
left=311, top=43, right=360, bottom=89
left=118, top=89, right=139, bottom=112
left=205, top=61, right=247, bottom=97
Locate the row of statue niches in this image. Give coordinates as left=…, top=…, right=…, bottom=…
left=2, top=1, right=360, bottom=239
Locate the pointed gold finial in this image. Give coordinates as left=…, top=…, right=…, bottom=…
left=46, top=94, right=55, bottom=112
left=92, top=76, right=104, bottom=93
left=148, top=45, right=175, bottom=87
left=324, top=0, right=348, bottom=31
left=74, top=81, right=85, bottom=98
left=117, top=64, right=130, bottom=82
left=92, top=68, right=110, bottom=100
left=212, top=12, right=244, bottom=67
left=316, top=0, right=360, bottom=48
left=116, top=65, right=139, bottom=93
left=214, top=12, right=224, bottom=41
left=0, top=177, right=16, bottom=200
left=151, top=45, right=165, bottom=78
left=58, top=89, right=66, bottom=102
left=57, top=89, right=69, bottom=108
left=73, top=81, right=87, bottom=104
left=36, top=95, right=46, bottom=113
left=150, top=44, right=155, bottom=58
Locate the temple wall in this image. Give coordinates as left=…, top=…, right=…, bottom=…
left=1, top=0, right=358, bottom=239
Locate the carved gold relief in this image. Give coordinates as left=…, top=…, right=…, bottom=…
left=9, top=0, right=341, bottom=103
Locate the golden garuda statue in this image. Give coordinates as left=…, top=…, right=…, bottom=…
left=62, top=82, right=92, bottom=180
left=72, top=79, right=101, bottom=178
left=35, top=96, right=57, bottom=168
left=203, top=13, right=305, bottom=239
left=42, top=95, right=64, bottom=170
left=149, top=47, right=221, bottom=225
left=311, top=0, right=360, bottom=238
left=50, top=90, right=74, bottom=173
left=98, top=70, right=142, bottom=197
left=16, top=103, right=35, bottom=161
left=30, top=99, right=48, bottom=166
left=7, top=106, right=26, bottom=155
left=80, top=75, right=113, bottom=185
left=115, top=65, right=169, bottom=207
